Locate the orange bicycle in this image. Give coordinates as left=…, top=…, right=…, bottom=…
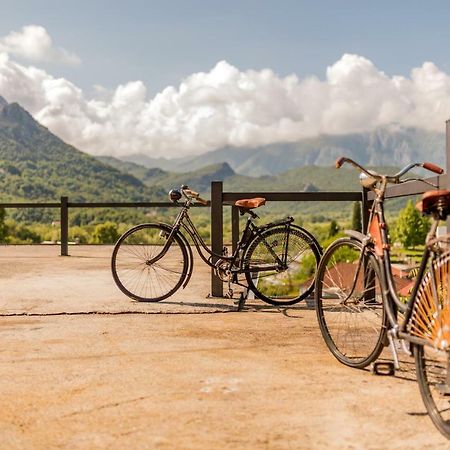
left=314, top=158, right=450, bottom=438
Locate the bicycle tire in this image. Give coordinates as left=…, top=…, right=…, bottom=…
left=315, top=238, right=386, bottom=368
left=244, top=224, right=321, bottom=306
left=111, top=223, right=189, bottom=302
left=414, top=344, right=450, bottom=438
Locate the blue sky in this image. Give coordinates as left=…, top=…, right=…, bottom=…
left=1, top=0, right=450, bottom=95
left=0, top=1, right=450, bottom=157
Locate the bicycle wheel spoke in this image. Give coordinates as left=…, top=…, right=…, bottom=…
left=245, top=226, right=320, bottom=306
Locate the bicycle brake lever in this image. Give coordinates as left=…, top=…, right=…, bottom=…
left=401, top=177, right=439, bottom=188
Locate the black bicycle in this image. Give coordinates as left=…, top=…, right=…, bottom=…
left=112, top=185, right=321, bottom=306
left=314, top=157, right=450, bottom=438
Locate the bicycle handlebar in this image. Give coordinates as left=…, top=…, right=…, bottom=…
left=335, top=157, right=444, bottom=182
left=182, top=188, right=209, bottom=205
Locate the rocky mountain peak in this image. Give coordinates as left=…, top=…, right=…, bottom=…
left=0, top=95, right=8, bottom=110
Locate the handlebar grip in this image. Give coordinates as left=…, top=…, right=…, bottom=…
left=184, top=189, right=199, bottom=197
left=184, top=189, right=209, bottom=205
left=335, top=157, right=346, bottom=168
left=422, top=162, right=444, bottom=175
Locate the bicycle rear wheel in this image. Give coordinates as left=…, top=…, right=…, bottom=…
left=414, top=344, right=450, bottom=438
left=411, top=252, right=450, bottom=438
left=111, top=223, right=189, bottom=302
left=244, top=225, right=321, bottom=306
left=315, top=238, right=386, bottom=368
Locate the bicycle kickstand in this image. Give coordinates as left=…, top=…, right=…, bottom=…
left=373, top=329, right=400, bottom=376
left=234, top=284, right=251, bottom=312
left=237, top=291, right=247, bottom=311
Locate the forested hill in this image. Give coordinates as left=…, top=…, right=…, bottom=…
left=0, top=96, right=163, bottom=203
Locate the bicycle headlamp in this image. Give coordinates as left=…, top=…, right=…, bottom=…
left=169, top=189, right=182, bottom=203
left=359, top=172, right=377, bottom=189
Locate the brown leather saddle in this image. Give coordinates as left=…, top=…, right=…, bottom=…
left=234, top=197, right=266, bottom=210
left=416, top=190, right=450, bottom=217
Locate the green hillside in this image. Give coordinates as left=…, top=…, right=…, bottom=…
left=0, top=96, right=165, bottom=224
left=0, top=99, right=163, bottom=203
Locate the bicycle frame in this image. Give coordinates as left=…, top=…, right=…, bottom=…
left=156, top=200, right=294, bottom=275
left=353, top=177, right=442, bottom=349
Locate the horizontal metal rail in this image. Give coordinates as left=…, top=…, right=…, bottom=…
left=0, top=202, right=207, bottom=208
left=0, top=188, right=364, bottom=298
left=223, top=191, right=362, bottom=202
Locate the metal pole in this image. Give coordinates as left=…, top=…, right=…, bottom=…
left=231, top=206, right=240, bottom=254
left=60, top=196, right=69, bottom=256
left=210, top=181, right=223, bottom=297
left=361, top=188, right=370, bottom=234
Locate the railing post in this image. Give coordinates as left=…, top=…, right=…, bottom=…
left=361, top=188, right=370, bottom=233
left=60, top=196, right=69, bottom=256
left=210, top=181, right=223, bottom=297
left=231, top=206, right=240, bottom=254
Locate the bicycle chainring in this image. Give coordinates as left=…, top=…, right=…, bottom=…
left=214, top=258, right=231, bottom=282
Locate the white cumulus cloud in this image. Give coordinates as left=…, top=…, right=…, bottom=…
left=0, top=51, right=450, bottom=158
left=0, top=25, right=80, bottom=65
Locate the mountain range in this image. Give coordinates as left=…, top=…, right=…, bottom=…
left=122, top=126, right=445, bottom=177
left=0, top=93, right=446, bottom=223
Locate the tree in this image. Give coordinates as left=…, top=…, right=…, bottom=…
left=351, top=202, right=362, bottom=232
left=92, top=222, right=119, bottom=244
left=0, top=207, right=7, bottom=242
left=394, top=200, right=430, bottom=249
left=328, top=219, right=339, bottom=238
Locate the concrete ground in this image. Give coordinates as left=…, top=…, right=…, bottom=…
left=0, top=245, right=449, bottom=449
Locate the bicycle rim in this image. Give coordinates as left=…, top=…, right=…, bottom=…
left=244, top=225, right=320, bottom=306
left=315, top=238, right=386, bottom=368
left=112, top=223, right=188, bottom=302
left=414, top=344, right=450, bottom=438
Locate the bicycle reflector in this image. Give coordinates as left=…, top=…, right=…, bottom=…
left=169, top=189, right=182, bottom=202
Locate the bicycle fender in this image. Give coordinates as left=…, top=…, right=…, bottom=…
left=260, top=216, right=294, bottom=231
left=290, top=224, right=323, bottom=256
left=344, top=229, right=366, bottom=242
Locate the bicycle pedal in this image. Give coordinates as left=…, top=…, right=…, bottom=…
left=372, top=361, right=395, bottom=376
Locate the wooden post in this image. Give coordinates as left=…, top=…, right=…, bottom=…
left=60, top=196, right=69, bottom=256
left=210, top=181, right=223, bottom=297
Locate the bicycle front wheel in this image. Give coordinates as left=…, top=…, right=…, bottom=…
left=414, top=344, right=450, bottom=438
left=112, top=223, right=189, bottom=302
left=315, top=238, right=386, bottom=368
left=244, top=225, right=321, bottom=306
